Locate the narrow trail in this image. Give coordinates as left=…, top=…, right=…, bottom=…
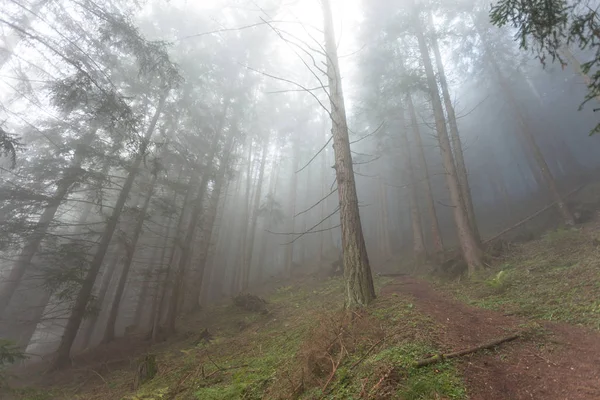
left=382, top=276, right=600, bottom=400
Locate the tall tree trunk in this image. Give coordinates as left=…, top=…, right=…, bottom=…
left=429, top=14, right=480, bottom=243
left=131, top=219, right=166, bottom=329
left=415, top=21, right=483, bottom=275
left=80, top=248, right=121, bottom=349
left=256, top=152, right=280, bottom=283
left=134, top=170, right=178, bottom=323
left=478, top=30, right=575, bottom=226
left=53, top=91, right=168, bottom=368
left=407, top=94, right=444, bottom=257
left=285, top=141, right=300, bottom=277
left=186, top=127, right=237, bottom=312
left=150, top=173, right=193, bottom=341
left=377, top=176, right=392, bottom=261
left=399, top=121, right=426, bottom=264
left=240, top=134, right=269, bottom=291
left=101, top=169, right=159, bottom=343
left=322, top=0, right=375, bottom=307
left=164, top=134, right=222, bottom=334
left=233, top=139, right=254, bottom=293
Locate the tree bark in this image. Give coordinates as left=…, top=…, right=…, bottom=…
left=429, top=14, right=480, bottom=243
left=415, top=20, right=484, bottom=275
left=406, top=94, right=444, bottom=257
left=53, top=91, right=168, bottom=368
left=322, top=0, right=375, bottom=307
left=101, top=169, right=159, bottom=343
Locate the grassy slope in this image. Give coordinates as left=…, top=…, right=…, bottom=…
left=438, top=227, right=600, bottom=330
left=11, top=277, right=466, bottom=400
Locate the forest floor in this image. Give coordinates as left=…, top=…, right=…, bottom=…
left=4, top=227, right=600, bottom=399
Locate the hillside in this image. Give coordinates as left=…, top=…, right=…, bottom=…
left=4, top=225, right=600, bottom=400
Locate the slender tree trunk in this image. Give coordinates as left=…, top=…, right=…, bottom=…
left=429, top=14, right=480, bottom=243
left=322, top=0, right=375, bottom=307
left=399, top=121, right=426, bottom=264
left=80, top=249, right=121, bottom=349
left=256, top=152, right=280, bottom=283
left=164, top=135, right=222, bottom=334
left=187, top=127, right=237, bottom=311
left=407, top=94, right=444, bottom=257
left=377, top=176, right=392, bottom=260
left=415, top=21, right=483, bottom=275
left=241, top=134, right=269, bottom=291
left=150, top=174, right=193, bottom=341
left=101, top=170, right=159, bottom=343
left=285, top=142, right=300, bottom=277
left=131, top=222, right=165, bottom=329
left=479, top=32, right=575, bottom=226
left=233, top=139, right=254, bottom=292
left=53, top=91, right=168, bottom=368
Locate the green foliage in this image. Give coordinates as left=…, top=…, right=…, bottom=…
left=484, top=268, right=514, bottom=294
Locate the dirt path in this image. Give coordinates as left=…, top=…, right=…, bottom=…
left=382, top=276, right=600, bottom=400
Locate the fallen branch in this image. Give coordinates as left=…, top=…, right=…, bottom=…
left=414, top=334, right=520, bottom=367
left=483, top=184, right=586, bottom=244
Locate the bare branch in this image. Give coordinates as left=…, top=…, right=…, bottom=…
left=294, top=188, right=338, bottom=217
left=296, top=135, right=333, bottom=173
left=349, top=121, right=385, bottom=144
left=237, top=62, right=332, bottom=120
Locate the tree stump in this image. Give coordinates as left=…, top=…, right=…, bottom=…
left=133, top=354, right=157, bottom=390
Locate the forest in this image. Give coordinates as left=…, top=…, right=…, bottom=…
left=1, top=0, right=600, bottom=399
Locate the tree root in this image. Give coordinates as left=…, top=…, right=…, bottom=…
left=414, top=334, right=520, bottom=367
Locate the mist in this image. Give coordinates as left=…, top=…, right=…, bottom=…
left=1, top=0, right=600, bottom=396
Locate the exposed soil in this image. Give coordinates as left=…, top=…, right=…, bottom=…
left=382, top=276, right=600, bottom=400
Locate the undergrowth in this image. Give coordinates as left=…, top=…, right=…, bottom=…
left=441, top=228, right=600, bottom=329
left=9, top=276, right=466, bottom=400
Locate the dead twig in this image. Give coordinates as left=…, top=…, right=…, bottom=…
left=350, top=336, right=386, bottom=370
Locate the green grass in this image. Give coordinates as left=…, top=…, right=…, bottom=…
left=441, top=228, right=600, bottom=329
left=7, top=276, right=467, bottom=400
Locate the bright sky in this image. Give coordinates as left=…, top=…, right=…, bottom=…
left=168, top=0, right=364, bottom=109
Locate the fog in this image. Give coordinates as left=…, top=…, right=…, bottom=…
left=0, top=0, right=599, bottom=367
